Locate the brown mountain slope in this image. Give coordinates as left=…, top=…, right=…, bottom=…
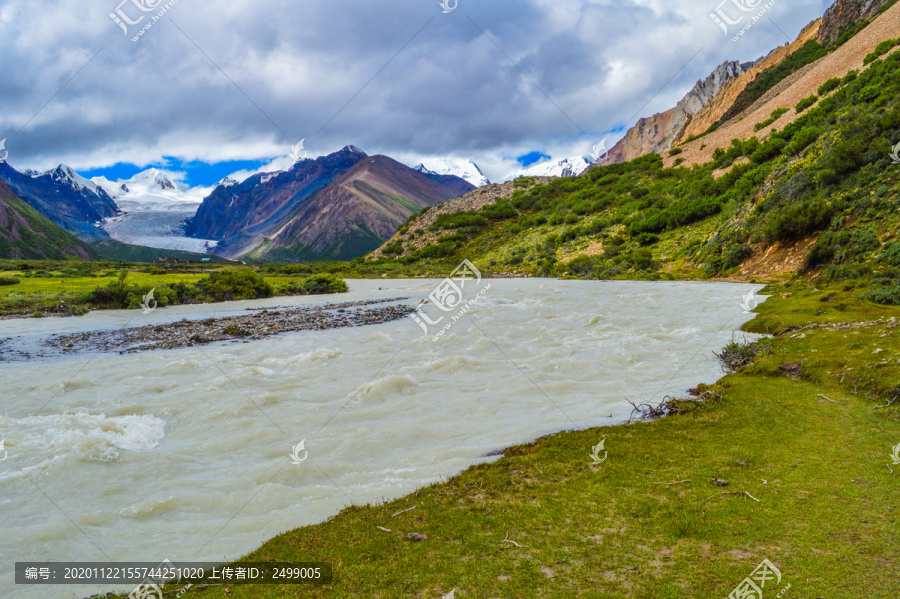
left=669, top=0, right=900, bottom=168
left=596, top=60, right=752, bottom=165
left=0, top=178, right=94, bottom=260
left=594, top=0, right=897, bottom=169
left=252, top=155, right=474, bottom=261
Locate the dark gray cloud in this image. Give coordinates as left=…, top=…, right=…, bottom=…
left=0, top=0, right=831, bottom=181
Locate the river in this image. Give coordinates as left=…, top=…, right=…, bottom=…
left=0, top=278, right=763, bottom=598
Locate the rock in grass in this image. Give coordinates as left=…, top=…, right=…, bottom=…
left=406, top=532, right=427, bottom=542
left=711, top=478, right=730, bottom=486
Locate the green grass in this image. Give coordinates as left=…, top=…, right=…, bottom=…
left=104, top=279, right=900, bottom=598
left=0, top=263, right=350, bottom=317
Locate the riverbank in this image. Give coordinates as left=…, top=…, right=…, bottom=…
left=0, top=298, right=413, bottom=361
left=108, top=278, right=899, bottom=598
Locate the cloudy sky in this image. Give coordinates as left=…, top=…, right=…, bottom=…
left=0, top=0, right=831, bottom=184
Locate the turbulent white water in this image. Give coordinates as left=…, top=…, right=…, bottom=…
left=0, top=279, right=762, bottom=598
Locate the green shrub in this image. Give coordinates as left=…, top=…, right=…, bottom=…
left=817, top=77, right=841, bottom=96
left=0, top=276, right=20, bottom=286
left=859, top=285, right=900, bottom=305
left=668, top=148, right=683, bottom=157
left=635, top=233, right=660, bottom=246
left=381, top=242, right=404, bottom=255
left=864, top=38, right=900, bottom=65
left=754, top=107, right=790, bottom=131
left=795, top=95, right=818, bottom=113
left=199, top=270, right=274, bottom=302
left=750, top=138, right=787, bottom=164
left=300, top=274, right=348, bottom=295
left=766, top=200, right=842, bottom=242
left=430, top=212, right=487, bottom=230
left=481, top=201, right=517, bottom=220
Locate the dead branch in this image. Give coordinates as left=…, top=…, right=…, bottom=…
left=874, top=396, right=898, bottom=409
left=705, top=491, right=761, bottom=503
left=651, top=479, right=691, bottom=486
left=502, top=531, right=528, bottom=548
left=392, top=505, right=417, bottom=517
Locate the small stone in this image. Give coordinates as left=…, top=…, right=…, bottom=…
left=736, top=460, right=747, bottom=466
left=711, top=478, right=729, bottom=487
left=406, top=532, right=427, bottom=542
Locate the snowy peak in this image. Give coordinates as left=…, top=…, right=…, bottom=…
left=46, top=164, right=103, bottom=195
left=91, top=168, right=210, bottom=211
left=412, top=158, right=490, bottom=187
left=503, top=156, right=592, bottom=182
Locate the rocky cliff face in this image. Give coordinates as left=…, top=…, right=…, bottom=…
left=593, top=0, right=894, bottom=170
left=817, top=0, right=894, bottom=43
left=595, top=60, right=751, bottom=166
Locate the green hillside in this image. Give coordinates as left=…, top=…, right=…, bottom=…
left=370, top=46, right=900, bottom=293
left=0, top=182, right=96, bottom=261
left=89, top=239, right=229, bottom=263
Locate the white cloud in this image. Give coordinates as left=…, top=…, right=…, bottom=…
left=0, top=0, right=829, bottom=175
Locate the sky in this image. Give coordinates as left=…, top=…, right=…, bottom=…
left=0, top=0, right=832, bottom=185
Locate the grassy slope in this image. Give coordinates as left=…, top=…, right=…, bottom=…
left=0, top=191, right=96, bottom=260
left=126, top=281, right=900, bottom=599
left=366, top=45, right=900, bottom=285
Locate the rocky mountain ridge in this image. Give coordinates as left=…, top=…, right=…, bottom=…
left=0, top=161, right=119, bottom=240
left=594, top=0, right=897, bottom=170
left=188, top=146, right=474, bottom=260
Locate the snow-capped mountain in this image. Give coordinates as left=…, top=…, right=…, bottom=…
left=412, top=158, right=490, bottom=187
left=503, top=156, right=593, bottom=182
left=92, top=168, right=212, bottom=213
